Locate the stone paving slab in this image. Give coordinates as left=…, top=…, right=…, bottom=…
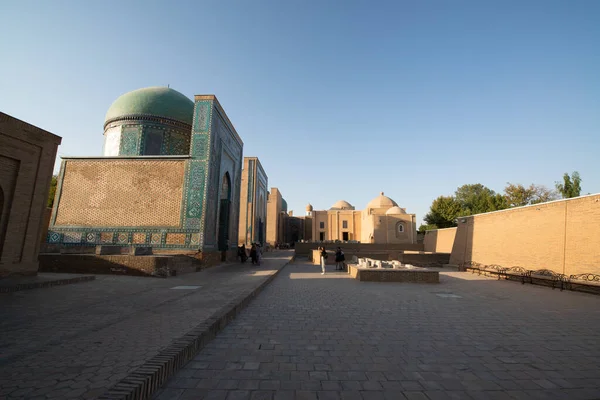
left=156, top=260, right=600, bottom=400
left=0, top=273, right=95, bottom=293
left=0, top=251, right=293, bottom=399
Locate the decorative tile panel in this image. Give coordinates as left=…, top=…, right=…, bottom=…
left=166, top=233, right=186, bottom=245
left=186, top=161, right=206, bottom=218
left=85, top=232, right=97, bottom=243
left=48, top=231, right=61, bottom=243
left=185, top=218, right=200, bottom=229
left=100, top=232, right=114, bottom=243
left=168, top=132, right=190, bottom=155
left=193, top=101, right=211, bottom=133
left=132, top=233, right=147, bottom=244
left=120, top=126, right=140, bottom=155
left=63, top=232, right=82, bottom=244
left=191, top=134, right=208, bottom=158
left=150, top=233, right=162, bottom=245
left=117, top=232, right=129, bottom=244
left=190, top=233, right=200, bottom=246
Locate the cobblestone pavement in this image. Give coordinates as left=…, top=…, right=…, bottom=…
left=156, top=260, right=600, bottom=400
left=0, top=251, right=293, bottom=399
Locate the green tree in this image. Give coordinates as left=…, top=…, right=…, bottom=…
left=454, top=184, right=507, bottom=214
left=504, top=183, right=558, bottom=207
left=418, top=224, right=437, bottom=233
left=555, top=171, right=582, bottom=199
left=47, top=175, right=58, bottom=208
left=423, top=196, right=462, bottom=228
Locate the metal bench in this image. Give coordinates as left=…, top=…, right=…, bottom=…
left=479, top=264, right=505, bottom=279
left=565, top=273, right=600, bottom=294
left=463, top=261, right=482, bottom=274
left=499, top=266, right=529, bottom=284
left=527, top=269, right=567, bottom=290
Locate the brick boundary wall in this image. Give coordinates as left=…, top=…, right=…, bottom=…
left=98, top=256, right=294, bottom=400
left=0, top=275, right=95, bottom=294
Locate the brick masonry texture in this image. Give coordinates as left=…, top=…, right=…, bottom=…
left=53, top=159, right=186, bottom=227
left=0, top=251, right=292, bottom=399
left=156, top=260, right=600, bottom=400
left=450, top=195, right=600, bottom=276
left=0, top=112, right=61, bottom=276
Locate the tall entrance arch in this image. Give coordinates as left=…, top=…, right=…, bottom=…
left=218, top=172, right=231, bottom=260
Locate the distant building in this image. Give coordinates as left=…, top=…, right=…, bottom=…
left=307, top=192, right=417, bottom=244
left=238, top=157, right=268, bottom=246
left=0, top=112, right=61, bottom=276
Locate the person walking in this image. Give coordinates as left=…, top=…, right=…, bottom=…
left=334, top=247, right=345, bottom=271
left=250, top=243, right=258, bottom=265
left=320, top=246, right=328, bottom=275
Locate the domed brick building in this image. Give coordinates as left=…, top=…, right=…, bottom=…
left=47, top=87, right=244, bottom=264
left=309, top=192, right=417, bottom=244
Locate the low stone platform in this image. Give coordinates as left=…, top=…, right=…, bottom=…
left=347, top=264, right=439, bottom=283
left=0, top=273, right=96, bottom=293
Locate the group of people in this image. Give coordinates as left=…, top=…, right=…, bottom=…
left=318, top=246, right=345, bottom=275
left=238, top=243, right=263, bottom=265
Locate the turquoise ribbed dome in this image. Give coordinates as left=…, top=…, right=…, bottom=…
left=104, top=87, right=194, bottom=126
left=281, top=199, right=288, bottom=212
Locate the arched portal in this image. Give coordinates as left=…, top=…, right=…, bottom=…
left=257, top=193, right=265, bottom=245
left=218, top=172, right=231, bottom=259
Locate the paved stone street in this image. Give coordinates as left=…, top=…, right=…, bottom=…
left=0, top=251, right=293, bottom=399
left=157, top=260, right=600, bottom=400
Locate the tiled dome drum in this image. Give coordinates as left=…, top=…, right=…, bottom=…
left=102, top=87, right=195, bottom=156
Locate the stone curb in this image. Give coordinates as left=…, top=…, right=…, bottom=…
left=0, top=275, right=96, bottom=293
left=98, top=256, right=294, bottom=400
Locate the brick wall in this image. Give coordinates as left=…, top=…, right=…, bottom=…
left=0, top=112, right=61, bottom=277
left=449, top=195, right=600, bottom=275
left=423, top=227, right=457, bottom=253
left=53, top=159, right=186, bottom=227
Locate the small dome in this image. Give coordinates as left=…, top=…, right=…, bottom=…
left=330, top=200, right=354, bottom=210
left=385, top=206, right=406, bottom=215
left=281, top=198, right=288, bottom=212
left=306, top=203, right=313, bottom=212
left=105, top=87, right=194, bottom=127
left=367, top=192, right=398, bottom=209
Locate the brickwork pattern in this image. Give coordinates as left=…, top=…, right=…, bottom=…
left=157, top=261, right=600, bottom=400
left=450, top=195, right=600, bottom=276
left=0, top=112, right=61, bottom=276
left=423, top=227, right=457, bottom=253
left=54, top=159, right=186, bottom=227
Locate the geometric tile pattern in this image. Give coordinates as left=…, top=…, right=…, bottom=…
left=63, top=232, right=82, bottom=243
left=100, top=232, right=114, bottom=243
left=186, top=161, right=206, bottom=219
left=132, top=233, right=147, bottom=244
left=150, top=233, right=162, bottom=245
left=117, top=232, right=129, bottom=244
left=165, top=233, right=186, bottom=245
left=85, top=232, right=96, bottom=243
left=120, top=126, right=140, bottom=155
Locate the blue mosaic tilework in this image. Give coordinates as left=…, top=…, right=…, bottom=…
left=120, top=126, right=140, bottom=155
left=186, top=161, right=206, bottom=218
left=117, top=233, right=129, bottom=244
left=193, top=101, right=211, bottom=133
left=85, top=232, right=97, bottom=243
left=191, top=134, right=208, bottom=158
left=168, top=132, right=190, bottom=155
left=185, top=218, right=201, bottom=229
left=63, top=232, right=82, bottom=244
left=48, top=231, right=61, bottom=243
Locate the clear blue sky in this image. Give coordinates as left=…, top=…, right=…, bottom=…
left=1, top=0, right=598, bottom=225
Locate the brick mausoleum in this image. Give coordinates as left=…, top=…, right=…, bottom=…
left=46, top=87, right=243, bottom=264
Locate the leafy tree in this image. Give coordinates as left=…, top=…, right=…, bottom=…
left=555, top=171, right=582, bottom=199
left=47, top=175, right=58, bottom=208
left=504, top=183, right=558, bottom=207
left=418, top=224, right=437, bottom=233
left=454, top=184, right=508, bottom=214
left=423, top=196, right=462, bottom=228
